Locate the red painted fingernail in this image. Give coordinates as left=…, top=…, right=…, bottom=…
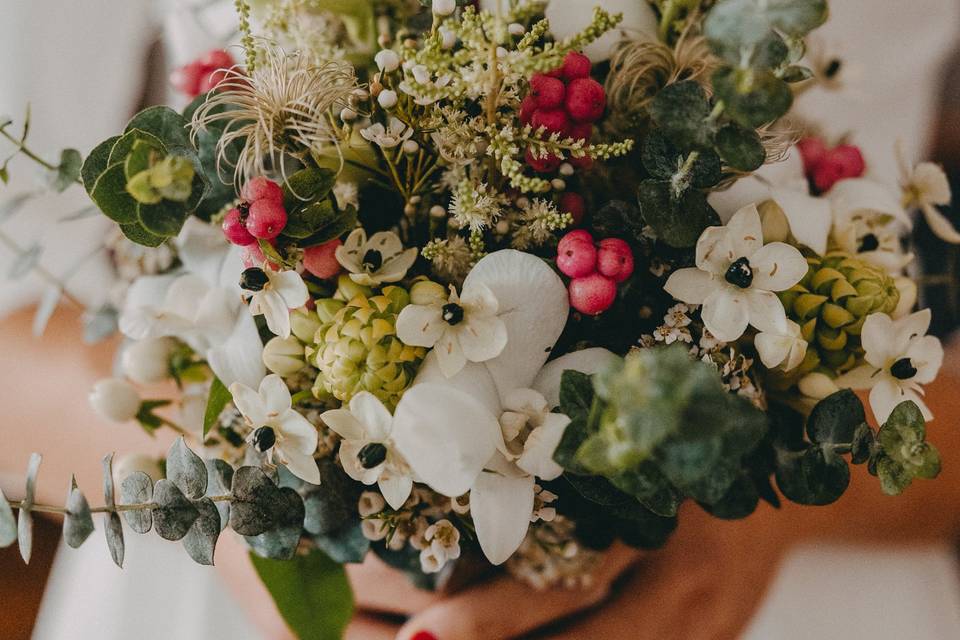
left=411, top=632, right=438, bottom=640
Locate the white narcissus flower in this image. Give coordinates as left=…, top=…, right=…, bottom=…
left=836, top=309, right=943, bottom=423
left=755, top=319, right=807, bottom=372
left=229, top=374, right=320, bottom=484
left=898, top=146, right=959, bottom=243
left=334, top=228, right=417, bottom=286
left=241, top=265, right=309, bottom=339
left=396, top=279, right=508, bottom=379
left=320, top=392, right=413, bottom=510
left=664, top=204, right=807, bottom=342
left=359, top=117, right=413, bottom=149
left=391, top=250, right=618, bottom=565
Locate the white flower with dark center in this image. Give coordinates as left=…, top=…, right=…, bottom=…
left=665, top=204, right=808, bottom=342
left=755, top=319, right=807, bottom=372
left=836, top=309, right=943, bottom=423
left=828, top=178, right=914, bottom=273
left=229, top=375, right=320, bottom=484
left=334, top=228, right=417, bottom=286
left=396, top=280, right=508, bottom=378
left=320, top=391, right=413, bottom=510
left=898, top=146, right=960, bottom=243
left=240, top=265, right=309, bottom=339
left=359, top=117, right=413, bottom=149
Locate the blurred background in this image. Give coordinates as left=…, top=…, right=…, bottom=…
left=2, top=1, right=960, bottom=639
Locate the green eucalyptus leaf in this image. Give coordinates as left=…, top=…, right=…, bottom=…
left=648, top=81, right=712, bottom=148
left=205, top=459, right=234, bottom=529
left=245, top=487, right=306, bottom=560
left=713, top=67, right=793, bottom=128
left=124, top=106, right=193, bottom=152
left=781, top=65, right=815, bottom=83
left=90, top=163, right=139, bottom=224
left=47, top=148, right=82, bottom=193
left=775, top=446, right=850, bottom=505
left=714, top=123, right=765, bottom=171
left=16, top=453, right=41, bottom=563
left=153, top=479, right=200, bottom=541
left=105, top=512, right=125, bottom=568
left=81, top=136, right=120, bottom=190
left=698, top=472, right=759, bottom=519
left=183, top=497, right=221, bottom=565
left=166, top=437, right=209, bottom=500
left=230, top=466, right=294, bottom=537
left=558, top=369, right=595, bottom=420
left=764, top=0, right=829, bottom=35
left=120, top=471, right=154, bottom=534
left=313, top=524, right=370, bottom=565
left=874, top=401, right=941, bottom=495
left=284, top=199, right=336, bottom=240
left=64, top=480, right=95, bottom=549
left=554, top=414, right=592, bottom=475
left=0, top=487, right=16, bottom=548
left=137, top=199, right=188, bottom=237
left=637, top=180, right=720, bottom=248
left=282, top=167, right=337, bottom=211
left=299, top=204, right=358, bottom=248
left=609, top=464, right=683, bottom=517
left=204, top=377, right=233, bottom=438
left=850, top=423, right=875, bottom=465
left=807, top=389, right=866, bottom=446
left=118, top=222, right=166, bottom=248
left=249, top=549, right=353, bottom=640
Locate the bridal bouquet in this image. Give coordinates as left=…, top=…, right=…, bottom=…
left=1, top=0, right=956, bottom=637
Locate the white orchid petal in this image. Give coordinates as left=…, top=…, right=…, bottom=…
left=347, top=391, right=393, bottom=441
left=379, top=473, right=413, bottom=511
left=259, top=290, right=292, bottom=338
left=830, top=178, right=912, bottom=228
left=118, top=275, right=179, bottom=338
left=164, top=275, right=212, bottom=320
left=457, top=315, right=507, bottom=363
left=664, top=268, right=716, bottom=305
left=906, top=336, right=943, bottom=384
left=701, top=289, right=749, bottom=342
left=894, top=308, right=932, bottom=343
left=393, top=384, right=501, bottom=497
left=531, top=348, right=619, bottom=409
left=376, top=248, right=418, bottom=283
left=912, top=163, right=952, bottom=205
left=229, top=381, right=268, bottom=426
left=435, top=330, right=467, bottom=378
left=259, top=374, right=292, bottom=415
left=471, top=471, right=535, bottom=565
left=281, top=448, right=321, bottom=485
left=275, top=410, right=318, bottom=455
left=320, top=408, right=366, bottom=441
left=206, top=311, right=265, bottom=389
left=748, top=242, right=808, bottom=291
left=755, top=331, right=793, bottom=369
left=516, top=413, right=570, bottom=480
left=411, top=353, right=502, bottom=417
left=860, top=313, right=898, bottom=368
left=462, top=250, right=569, bottom=402
left=461, top=281, right=499, bottom=317
left=834, top=364, right=879, bottom=390
left=695, top=225, right=733, bottom=274
left=395, top=304, right=445, bottom=348
left=708, top=176, right=772, bottom=225
left=869, top=376, right=908, bottom=424
left=272, top=270, right=309, bottom=308
left=175, top=218, right=235, bottom=287
left=768, top=189, right=832, bottom=254
left=338, top=441, right=370, bottom=482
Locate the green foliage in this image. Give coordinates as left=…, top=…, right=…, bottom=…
left=120, top=472, right=154, bottom=534
left=872, top=401, right=941, bottom=495
left=182, top=93, right=242, bottom=219
left=63, top=478, right=94, bottom=549
left=280, top=167, right=357, bottom=248
left=46, top=148, right=82, bottom=193
left=648, top=81, right=712, bottom=148
left=167, top=437, right=209, bottom=500
left=250, top=549, right=354, bottom=640
left=637, top=180, right=721, bottom=248
left=712, top=67, right=793, bottom=128
left=203, top=377, right=233, bottom=438
left=714, top=123, right=765, bottom=172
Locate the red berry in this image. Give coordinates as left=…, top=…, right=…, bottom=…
left=568, top=122, right=592, bottom=142
left=796, top=137, right=827, bottom=175
left=557, top=237, right=597, bottom=278
left=242, top=177, right=284, bottom=204
left=303, top=239, right=342, bottom=279
left=545, top=67, right=564, bottom=79
left=830, top=144, right=866, bottom=179
left=525, top=148, right=561, bottom=173
left=560, top=51, right=592, bottom=81
left=246, top=199, right=288, bottom=240
left=519, top=95, right=538, bottom=125
left=531, top=108, right=570, bottom=136
left=170, top=60, right=205, bottom=97
left=222, top=207, right=256, bottom=245
left=197, top=68, right=229, bottom=94
left=596, top=238, right=634, bottom=283
left=811, top=161, right=845, bottom=193
left=569, top=154, right=594, bottom=170
left=529, top=73, right=566, bottom=110
left=564, top=78, right=606, bottom=123
left=559, top=192, right=586, bottom=225
left=558, top=229, right=594, bottom=252
left=569, top=273, right=617, bottom=315
left=200, top=49, right=234, bottom=70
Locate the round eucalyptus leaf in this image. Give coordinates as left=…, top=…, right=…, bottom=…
left=101, top=453, right=116, bottom=506
left=120, top=472, right=154, bottom=534
left=715, top=123, right=765, bottom=171
left=713, top=67, right=793, bottom=128
left=64, top=486, right=95, bottom=549
left=90, top=163, right=139, bottom=224
left=166, top=437, right=208, bottom=500
left=0, top=487, right=16, bottom=548
left=806, top=389, right=866, bottom=446
left=104, top=512, right=125, bottom=568
left=152, top=479, right=200, bottom=541
left=182, top=497, right=221, bottom=566
left=137, top=200, right=188, bottom=238
left=775, top=446, right=850, bottom=506
left=205, top=459, right=234, bottom=531
left=244, top=487, right=306, bottom=561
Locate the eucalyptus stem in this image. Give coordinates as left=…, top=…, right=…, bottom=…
left=6, top=494, right=235, bottom=516
left=0, top=227, right=85, bottom=308
left=0, top=127, right=75, bottom=180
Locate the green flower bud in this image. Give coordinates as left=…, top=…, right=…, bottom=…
left=125, top=155, right=195, bottom=204
left=262, top=335, right=307, bottom=376
left=290, top=308, right=322, bottom=343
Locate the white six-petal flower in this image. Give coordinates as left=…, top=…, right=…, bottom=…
left=359, top=117, right=413, bottom=149
left=242, top=265, right=309, bottom=339
left=229, top=375, right=320, bottom=484
left=334, top=228, right=417, bottom=286
left=395, top=280, right=508, bottom=378
left=898, top=148, right=960, bottom=243
left=755, top=319, right=807, bottom=372
left=664, top=204, right=808, bottom=342
left=319, top=391, right=414, bottom=510
left=836, top=309, right=943, bottom=423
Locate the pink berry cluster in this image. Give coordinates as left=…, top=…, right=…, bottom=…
left=520, top=51, right=607, bottom=173
left=557, top=230, right=633, bottom=316
left=222, top=177, right=288, bottom=246
left=170, top=50, right=234, bottom=98
left=796, top=137, right=865, bottom=194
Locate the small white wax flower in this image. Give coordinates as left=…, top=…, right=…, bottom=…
left=432, top=0, right=456, bottom=16
left=798, top=372, right=840, bottom=400
left=358, top=491, right=386, bottom=517
left=359, top=118, right=413, bottom=149
left=411, top=65, right=431, bottom=84
left=374, top=49, right=400, bottom=72
left=121, top=336, right=178, bottom=385
left=361, top=518, right=389, bottom=541
left=559, top=163, right=574, bottom=177
left=377, top=89, right=398, bottom=109
left=89, top=378, right=142, bottom=423
left=551, top=178, right=566, bottom=191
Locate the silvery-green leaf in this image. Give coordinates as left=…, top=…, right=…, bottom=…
left=152, top=479, right=199, bottom=541
left=83, top=305, right=118, bottom=343
left=120, top=472, right=153, bottom=534
left=17, top=453, right=41, bottom=563
left=64, top=478, right=95, bottom=548
left=229, top=466, right=282, bottom=537
left=8, top=243, right=42, bottom=279
left=32, top=286, right=61, bottom=337
left=0, top=487, right=16, bottom=547
left=244, top=487, right=306, bottom=561
left=312, top=524, right=370, bottom=565
left=46, top=148, right=82, bottom=193
left=166, top=437, right=208, bottom=499
left=205, top=459, right=234, bottom=531
left=102, top=452, right=117, bottom=507
left=105, top=512, right=125, bottom=567
left=182, top=497, right=221, bottom=565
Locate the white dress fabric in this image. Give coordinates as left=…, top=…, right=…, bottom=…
left=5, top=1, right=958, bottom=639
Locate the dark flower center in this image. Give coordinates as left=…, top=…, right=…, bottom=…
left=358, top=442, right=387, bottom=469
left=252, top=426, right=276, bottom=452
left=724, top=257, right=754, bottom=288
left=240, top=267, right=269, bottom=291
left=890, top=357, right=918, bottom=380
left=825, top=58, right=842, bottom=79
left=858, top=233, right=880, bottom=252
left=442, top=303, right=465, bottom=325
left=362, top=249, right=383, bottom=272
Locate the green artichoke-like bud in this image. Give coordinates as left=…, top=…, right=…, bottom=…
left=307, top=275, right=425, bottom=409
left=779, top=251, right=900, bottom=375
left=126, top=155, right=196, bottom=204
